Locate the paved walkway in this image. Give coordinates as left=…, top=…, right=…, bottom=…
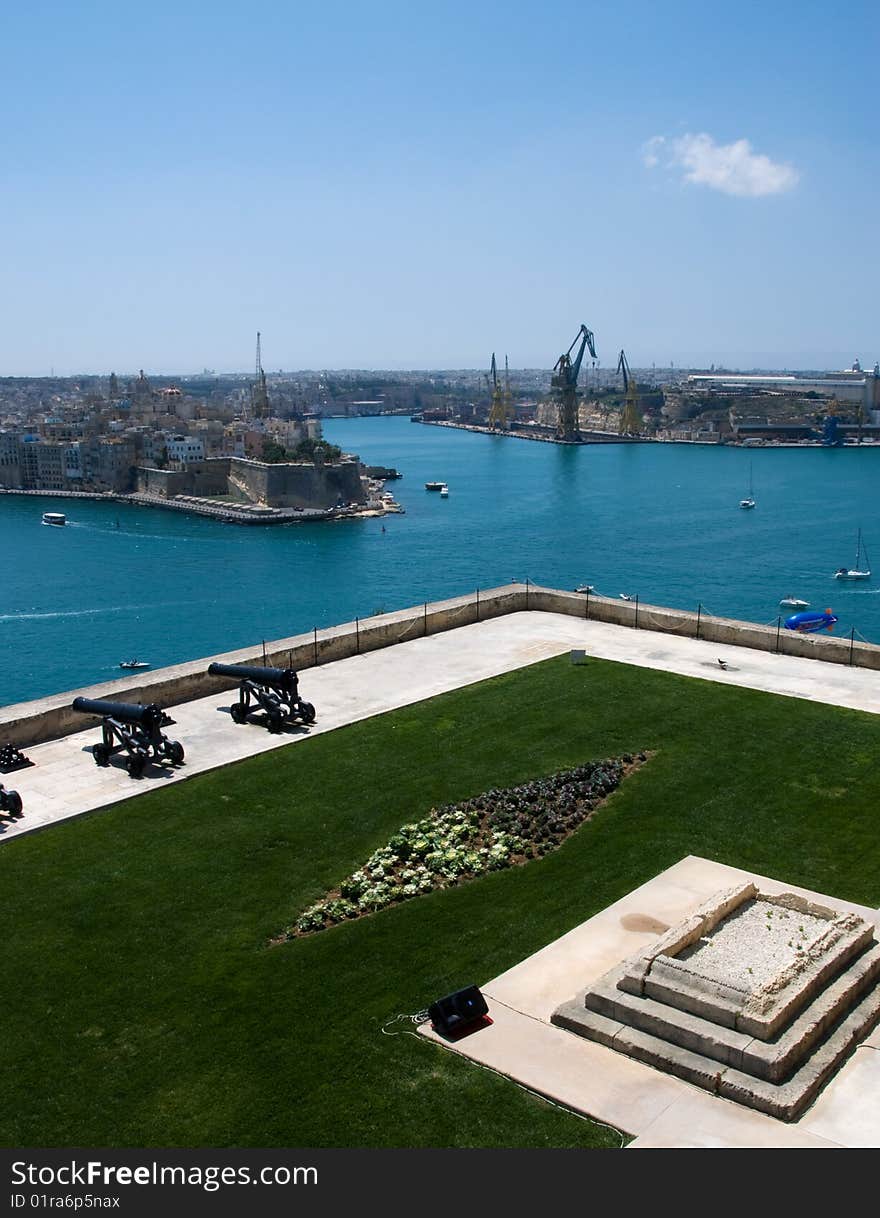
left=420, top=856, right=880, bottom=1149
left=3, top=610, right=880, bottom=843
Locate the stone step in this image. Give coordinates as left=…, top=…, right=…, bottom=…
left=553, top=977, right=880, bottom=1121
left=583, top=942, right=880, bottom=1082
left=641, top=917, right=875, bottom=1038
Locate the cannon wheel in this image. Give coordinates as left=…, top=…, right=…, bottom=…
left=93, top=743, right=111, bottom=767
left=301, top=702, right=316, bottom=724
left=2, top=790, right=22, bottom=817
left=230, top=703, right=247, bottom=724
left=126, top=752, right=147, bottom=778
left=267, top=711, right=284, bottom=734
left=168, top=741, right=185, bottom=766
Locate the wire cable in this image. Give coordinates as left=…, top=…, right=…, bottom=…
left=379, top=1008, right=628, bottom=1147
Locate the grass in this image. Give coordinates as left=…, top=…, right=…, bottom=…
left=1, top=653, right=880, bottom=1147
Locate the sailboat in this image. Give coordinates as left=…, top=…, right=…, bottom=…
left=739, top=463, right=756, bottom=510
left=834, top=528, right=871, bottom=580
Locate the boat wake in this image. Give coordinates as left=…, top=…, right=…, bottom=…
left=0, top=601, right=187, bottom=622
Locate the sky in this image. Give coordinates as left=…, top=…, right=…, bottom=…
left=2, top=0, right=878, bottom=374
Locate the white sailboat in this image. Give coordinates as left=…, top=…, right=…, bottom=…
left=834, top=528, right=871, bottom=580
left=739, top=463, right=756, bottom=510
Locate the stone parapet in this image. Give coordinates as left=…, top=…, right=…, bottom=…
left=3, top=582, right=880, bottom=748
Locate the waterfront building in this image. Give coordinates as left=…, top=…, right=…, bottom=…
left=166, top=435, right=206, bottom=465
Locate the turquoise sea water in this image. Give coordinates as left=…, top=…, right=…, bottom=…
left=2, top=416, right=879, bottom=707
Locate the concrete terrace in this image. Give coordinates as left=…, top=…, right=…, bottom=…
left=5, top=609, right=880, bottom=842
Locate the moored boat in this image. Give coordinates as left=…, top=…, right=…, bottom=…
left=834, top=528, right=871, bottom=580
left=739, top=463, right=756, bottom=509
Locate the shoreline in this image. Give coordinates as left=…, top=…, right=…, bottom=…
left=414, top=419, right=878, bottom=449
left=0, top=486, right=404, bottom=526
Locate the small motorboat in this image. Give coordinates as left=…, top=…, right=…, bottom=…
left=619, top=593, right=635, bottom=602
left=42, top=512, right=66, bottom=526
left=779, top=596, right=810, bottom=609
left=425, top=481, right=445, bottom=491
left=439, top=484, right=449, bottom=497
left=574, top=585, right=595, bottom=594
left=119, top=659, right=151, bottom=670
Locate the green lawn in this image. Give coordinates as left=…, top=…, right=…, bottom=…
left=2, top=655, right=879, bottom=1147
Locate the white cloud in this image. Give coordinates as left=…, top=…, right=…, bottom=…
left=641, top=135, right=665, bottom=169
left=643, top=132, right=799, bottom=197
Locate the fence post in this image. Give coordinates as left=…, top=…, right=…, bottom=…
left=424, top=601, right=428, bottom=636
left=476, top=587, right=480, bottom=622
left=313, top=626, right=318, bottom=667
left=849, top=626, right=856, bottom=666
left=525, top=577, right=530, bottom=610
left=634, top=594, right=640, bottom=629
left=775, top=616, right=781, bottom=654
left=355, top=616, right=360, bottom=655
left=585, top=588, right=590, bottom=621
left=696, top=602, right=702, bottom=640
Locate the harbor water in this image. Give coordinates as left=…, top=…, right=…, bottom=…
left=1, top=416, right=879, bottom=707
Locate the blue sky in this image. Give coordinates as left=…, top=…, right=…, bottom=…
left=2, top=0, right=877, bottom=373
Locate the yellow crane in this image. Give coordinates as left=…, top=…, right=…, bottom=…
left=617, top=349, right=642, bottom=436
left=487, top=353, right=511, bottom=431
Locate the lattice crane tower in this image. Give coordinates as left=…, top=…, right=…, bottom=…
left=252, top=331, right=270, bottom=419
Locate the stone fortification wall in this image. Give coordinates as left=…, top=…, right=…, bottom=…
left=228, top=457, right=365, bottom=508
left=136, top=461, right=230, bottom=498
left=3, top=584, right=879, bottom=748
left=136, top=458, right=365, bottom=508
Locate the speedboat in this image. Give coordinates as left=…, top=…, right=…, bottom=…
left=779, top=596, right=809, bottom=609
left=41, top=512, right=66, bottom=526
left=619, top=593, right=635, bottom=602
left=119, top=659, right=151, bottom=670
left=425, top=481, right=445, bottom=491
left=574, top=585, right=595, bottom=594
left=439, top=484, right=449, bottom=497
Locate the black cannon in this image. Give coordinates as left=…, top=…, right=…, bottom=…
left=0, top=784, right=23, bottom=818
left=71, top=697, right=185, bottom=778
left=208, top=663, right=316, bottom=733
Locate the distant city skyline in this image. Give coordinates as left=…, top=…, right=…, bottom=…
left=2, top=1, right=877, bottom=376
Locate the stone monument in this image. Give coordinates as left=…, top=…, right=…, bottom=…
left=552, top=881, right=880, bottom=1120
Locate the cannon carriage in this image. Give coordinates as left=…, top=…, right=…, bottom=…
left=0, top=784, right=23, bottom=818
left=208, top=663, right=316, bottom=733
left=71, top=697, right=185, bottom=778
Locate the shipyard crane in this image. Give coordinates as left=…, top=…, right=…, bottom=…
left=552, top=324, right=596, bottom=441
left=487, top=352, right=511, bottom=431
left=252, top=331, right=270, bottom=419
left=617, top=348, right=643, bottom=436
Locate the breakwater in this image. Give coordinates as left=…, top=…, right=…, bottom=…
left=0, top=486, right=400, bottom=526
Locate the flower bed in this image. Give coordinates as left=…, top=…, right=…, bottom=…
left=286, top=753, right=647, bottom=938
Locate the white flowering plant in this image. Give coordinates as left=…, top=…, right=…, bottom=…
left=290, top=754, right=645, bottom=936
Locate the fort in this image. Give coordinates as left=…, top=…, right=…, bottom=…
left=4, top=586, right=880, bottom=1149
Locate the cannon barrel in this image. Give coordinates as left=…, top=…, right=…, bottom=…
left=208, top=662, right=297, bottom=688
left=72, top=697, right=164, bottom=726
